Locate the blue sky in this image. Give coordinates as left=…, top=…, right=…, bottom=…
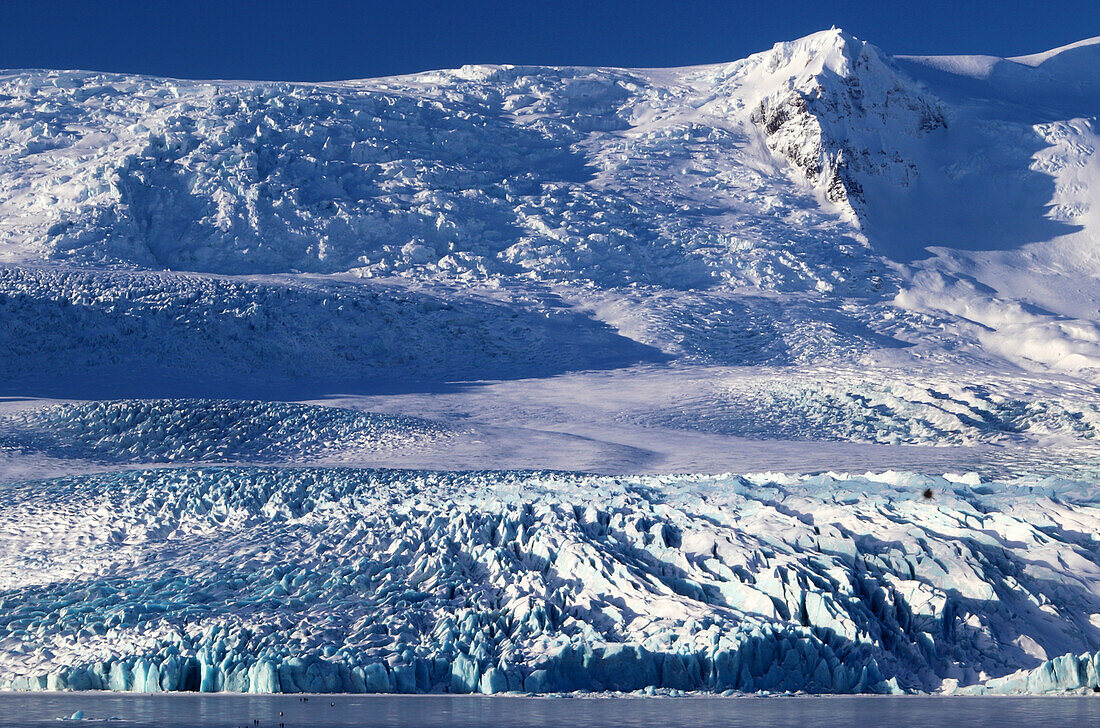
left=2, top=1, right=1098, bottom=80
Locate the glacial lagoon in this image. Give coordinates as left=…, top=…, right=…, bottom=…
left=2, top=694, right=1100, bottom=728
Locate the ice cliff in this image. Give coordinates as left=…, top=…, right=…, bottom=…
left=2, top=468, right=1100, bottom=695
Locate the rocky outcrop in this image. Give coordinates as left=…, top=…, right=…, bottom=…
left=748, top=30, right=946, bottom=213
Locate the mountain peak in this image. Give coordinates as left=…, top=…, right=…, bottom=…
left=739, top=27, right=945, bottom=212
left=750, top=27, right=869, bottom=80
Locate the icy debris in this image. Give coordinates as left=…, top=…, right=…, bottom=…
left=1, top=467, right=1098, bottom=694
left=0, top=61, right=888, bottom=296
left=0, top=29, right=1099, bottom=700
left=0, top=30, right=1097, bottom=389
left=1, top=399, right=450, bottom=463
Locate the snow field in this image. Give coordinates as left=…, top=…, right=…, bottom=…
left=0, top=61, right=882, bottom=296
left=0, top=26, right=1098, bottom=697
left=2, top=30, right=1098, bottom=388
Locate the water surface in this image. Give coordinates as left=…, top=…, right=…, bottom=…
left=1, top=694, right=1100, bottom=728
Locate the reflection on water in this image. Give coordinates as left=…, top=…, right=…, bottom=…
left=0, top=694, right=1099, bottom=728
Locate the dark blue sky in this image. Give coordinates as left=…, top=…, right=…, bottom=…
left=2, top=1, right=1098, bottom=81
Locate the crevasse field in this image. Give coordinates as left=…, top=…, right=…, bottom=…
left=1, top=29, right=1100, bottom=697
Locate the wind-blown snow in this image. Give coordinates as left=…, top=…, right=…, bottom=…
left=1, top=27, right=1099, bottom=695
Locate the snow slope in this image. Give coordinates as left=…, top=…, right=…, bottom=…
left=1, top=28, right=1099, bottom=695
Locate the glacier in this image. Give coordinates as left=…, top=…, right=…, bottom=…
left=3, top=467, right=1100, bottom=695
left=1, top=27, right=1099, bottom=695
left=0, top=399, right=453, bottom=464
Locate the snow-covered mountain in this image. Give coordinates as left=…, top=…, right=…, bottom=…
left=1, top=29, right=1098, bottom=388
left=1, top=29, right=1100, bottom=696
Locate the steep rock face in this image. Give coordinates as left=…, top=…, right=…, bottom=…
left=745, top=30, right=946, bottom=212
